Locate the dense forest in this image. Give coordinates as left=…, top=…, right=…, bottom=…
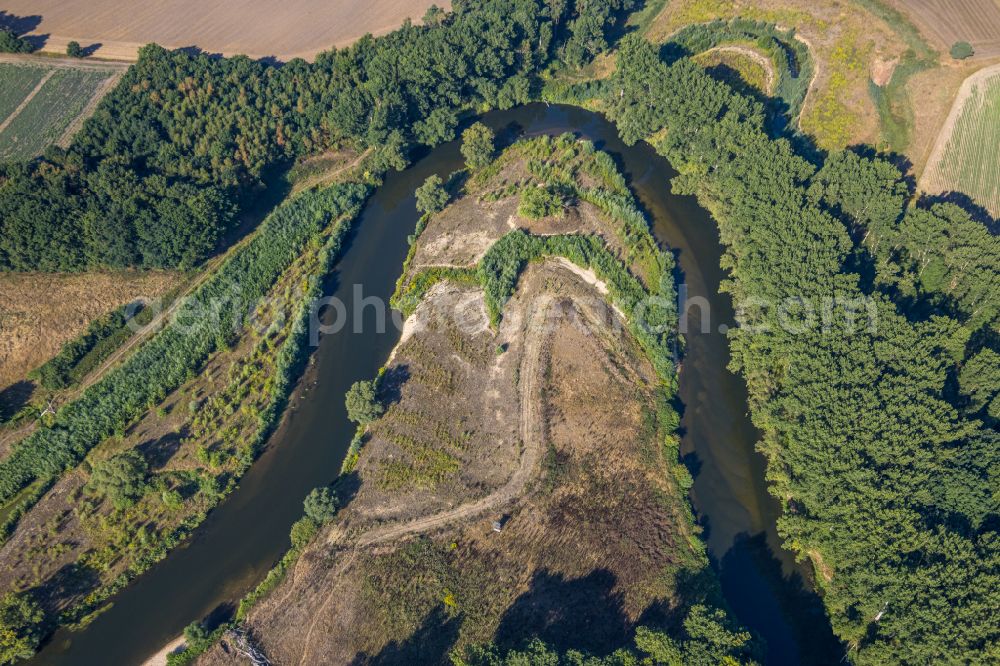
left=0, top=0, right=634, bottom=272
left=605, top=34, right=998, bottom=664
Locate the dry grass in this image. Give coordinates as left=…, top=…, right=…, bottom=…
left=198, top=265, right=698, bottom=665
left=3, top=0, right=451, bottom=62
left=647, top=0, right=911, bottom=149
left=0, top=270, right=181, bottom=390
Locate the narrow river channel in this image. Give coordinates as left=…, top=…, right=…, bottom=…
left=31, top=104, right=837, bottom=665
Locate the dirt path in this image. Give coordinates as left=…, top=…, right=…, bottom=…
left=701, top=45, right=778, bottom=93
left=0, top=69, right=55, bottom=133
left=919, top=62, right=1000, bottom=195
left=789, top=31, right=819, bottom=130
left=0, top=53, right=130, bottom=71
left=297, top=291, right=556, bottom=664
left=351, top=293, right=552, bottom=547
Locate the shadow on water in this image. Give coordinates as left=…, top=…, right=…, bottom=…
left=29, top=104, right=837, bottom=665
left=720, top=533, right=843, bottom=665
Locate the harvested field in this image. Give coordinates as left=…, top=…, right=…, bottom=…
left=3, top=0, right=451, bottom=62
left=921, top=63, right=1000, bottom=216
left=0, top=57, right=124, bottom=161
left=0, top=270, right=180, bottom=393
left=905, top=58, right=985, bottom=174
left=895, top=0, right=1000, bottom=58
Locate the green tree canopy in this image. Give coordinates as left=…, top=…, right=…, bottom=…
left=415, top=174, right=450, bottom=215
left=345, top=379, right=383, bottom=425
left=86, top=451, right=148, bottom=509
left=950, top=41, right=974, bottom=59
left=461, top=123, right=496, bottom=170
left=518, top=185, right=566, bottom=219
left=0, top=29, right=31, bottom=54
left=0, top=592, right=44, bottom=664
left=66, top=41, right=84, bottom=58
left=303, top=486, right=339, bottom=523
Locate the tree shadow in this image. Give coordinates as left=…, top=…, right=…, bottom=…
left=923, top=191, right=999, bottom=235
left=80, top=43, right=103, bottom=57
left=41, top=562, right=101, bottom=613
left=350, top=604, right=461, bottom=665
left=378, top=364, right=411, bottom=407
left=137, top=428, right=187, bottom=470
left=0, top=10, right=41, bottom=34
left=0, top=380, right=34, bottom=422
left=332, top=471, right=362, bottom=510
left=493, top=569, right=631, bottom=656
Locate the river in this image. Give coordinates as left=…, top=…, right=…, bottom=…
left=30, top=104, right=837, bottom=665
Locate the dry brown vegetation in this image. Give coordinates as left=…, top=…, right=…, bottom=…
left=199, top=263, right=698, bottom=665
left=0, top=270, right=180, bottom=390
left=4, top=0, right=451, bottom=62
left=647, top=0, right=911, bottom=149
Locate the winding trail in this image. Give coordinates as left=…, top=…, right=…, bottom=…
left=297, top=286, right=571, bottom=665
left=354, top=292, right=552, bottom=547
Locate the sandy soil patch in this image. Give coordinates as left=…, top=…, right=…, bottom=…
left=3, top=0, right=450, bottom=62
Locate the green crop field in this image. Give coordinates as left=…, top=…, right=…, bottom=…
left=0, top=65, right=49, bottom=126
left=0, top=66, right=110, bottom=162
left=923, top=69, right=1000, bottom=217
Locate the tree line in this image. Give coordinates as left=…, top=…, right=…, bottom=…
left=605, top=34, right=998, bottom=664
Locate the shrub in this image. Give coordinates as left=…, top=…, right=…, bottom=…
left=86, top=451, right=148, bottom=509
left=289, top=516, right=319, bottom=549
left=303, top=487, right=339, bottom=523
left=950, top=41, right=974, bottom=59
left=0, top=29, right=31, bottom=54
left=0, top=592, right=44, bottom=663
left=345, top=380, right=383, bottom=425
left=518, top=185, right=565, bottom=219
left=461, top=123, right=496, bottom=170
left=415, top=174, right=449, bottom=214
left=66, top=41, right=84, bottom=58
